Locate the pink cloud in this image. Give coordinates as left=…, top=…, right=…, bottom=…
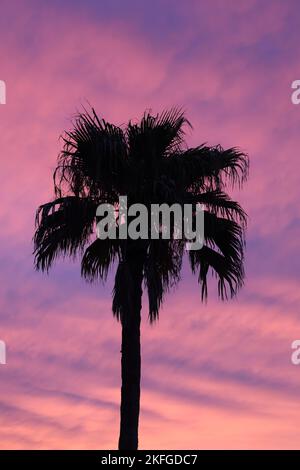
left=0, top=0, right=300, bottom=450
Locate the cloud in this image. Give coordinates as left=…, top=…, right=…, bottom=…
left=0, top=0, right=300, bottom=450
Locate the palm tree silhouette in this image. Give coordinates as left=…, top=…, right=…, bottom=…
left=33, top=108, right=248, bottom=450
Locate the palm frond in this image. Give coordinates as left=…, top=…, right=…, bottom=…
left=34, top=196, right=96, bottom=271
left=144, top=239, right=183, bottom=321
left=165, top=144, right=249, bottom=192
left=55, top=108, right=128, bottom=198
left=81, top=238, right=121, bottom=282
left=112, top=261, right=135, bottom=322
left=127, top=107, right=190, bottom=165
left=190, top=189, right=247, bottom=226
left=203, top=211, right=245, bottom=262
left=189, top=244, right=244, bottom=300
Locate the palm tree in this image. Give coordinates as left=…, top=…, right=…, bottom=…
left=33, top=108, right=248, bottom=450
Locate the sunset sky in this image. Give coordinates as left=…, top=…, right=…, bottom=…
left=1, top=0, right=300, bottom=449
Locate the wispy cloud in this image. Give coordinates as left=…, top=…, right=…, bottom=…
left=0, top=0, right=300, bottom=450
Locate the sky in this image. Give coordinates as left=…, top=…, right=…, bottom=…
left=0, top=0, right=300, bottom=449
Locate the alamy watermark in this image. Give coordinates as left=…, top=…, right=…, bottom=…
left=96, top=196, right=204, bottom=250
left=0, top=340, right=6, bottom=365
left=291, top=340, right=300, bottom=365
left=0, top=80, right=6, bottom=104
left=291, top=80, right=300, bottom=104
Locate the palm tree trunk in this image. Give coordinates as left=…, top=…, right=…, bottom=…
left=118, top=255, right=143, bottom=450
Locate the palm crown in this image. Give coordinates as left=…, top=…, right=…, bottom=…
left=34, top=108, right=248, bottom=320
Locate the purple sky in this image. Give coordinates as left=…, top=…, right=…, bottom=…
left=0, top=0, right=300, bottom=449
